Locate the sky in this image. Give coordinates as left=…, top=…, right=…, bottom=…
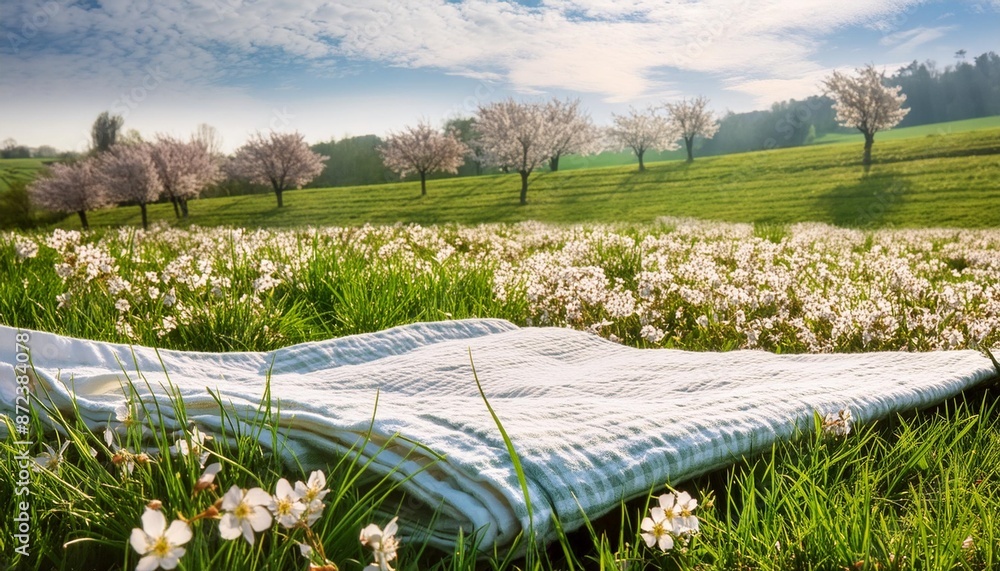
left=1, top=0, right=998, bottom=154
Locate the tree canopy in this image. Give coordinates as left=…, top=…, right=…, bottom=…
left=824, top=64, right=909, bottom=165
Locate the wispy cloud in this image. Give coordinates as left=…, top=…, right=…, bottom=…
left=879, top=25, right=956, bottom=55
left=1, top=0, right=934, bottom=104
left=4, top=0, right=995, bottom=150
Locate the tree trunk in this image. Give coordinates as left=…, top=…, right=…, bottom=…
left=170, top=196, right=181, bottom=218
left=550, top=154, right=561, bottom=172
left=180, top=198, right=189, bottom=217
left=420, top=171, right=427, bottom=196
left=863, top=131, right=875, bottom=166
left=685, top=136, right=695, bottom=162
left=638, top=150, right=646, bottom=172
left=77, top=210, right=89, bottom=230
left=139, top=203, right=148, bottom=230
left=519, top=170, right=530, bottom=205
left=275, top=188, right=284, bottom=208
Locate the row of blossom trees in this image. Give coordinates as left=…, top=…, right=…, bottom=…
left=29, top=136, right=222, bottom=230
left=377, top=65, right=907, bottom=203
left=29, top=131, right=328, bottom=228
left=29, top=64, right=905, bottom=223
left=377, top=96, right=716, bottom=204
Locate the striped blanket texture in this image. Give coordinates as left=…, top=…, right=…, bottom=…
left=1, top=320, right=996, bottom=550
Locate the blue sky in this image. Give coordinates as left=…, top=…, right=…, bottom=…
left=1, top=0, right=997, bottom=153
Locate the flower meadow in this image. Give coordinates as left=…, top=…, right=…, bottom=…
left=2, top=218, right=999, bottom=353
left=2, top=218, right=1000, bottom=570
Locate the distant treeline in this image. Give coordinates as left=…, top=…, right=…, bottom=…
left=298, top=51, right=999, bottom=189
left=699, top=50, right=1000, bottom=156
left=894, top=51, right=1000, bottom=126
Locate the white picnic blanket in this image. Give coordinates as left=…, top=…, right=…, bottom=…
left=1, top=320, right=996, bottom=551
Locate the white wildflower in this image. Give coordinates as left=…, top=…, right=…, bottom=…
left=219, top=485, right=273, bottom=545
left=294, top=470, right=330, bottom=525
left=360, top=517, right=400, bottom=571
left=129, top=507, right=192, bottom=571
left=640, top=324, right=665, bottom=344
left=269, top=478, right=306, bottom=528
left=822, top=408, right=853, bottom=437
left=33, top=440, right=71, bottom=473
left=15, top=240, right=38, bottom=259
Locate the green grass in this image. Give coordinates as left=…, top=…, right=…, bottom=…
left=0, top=157, right=53, bottom=192
left=556, top=146, right=689, bottom=170
left=8, top=372, right=998, bottom=571
left=811, top=115, right=1000, bottom=145
left=3, top=222, right=1000, bottom=569
left=5, top=117, right=1000, bottom=570
left=60, top=127, right=1000, bottom=231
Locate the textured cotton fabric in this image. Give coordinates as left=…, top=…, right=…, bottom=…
left=1, top=320, right=996, bottom=550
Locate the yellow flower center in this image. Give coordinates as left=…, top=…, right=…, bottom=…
left=151, top=536, right=171, bottom=558
left=235, top=502, right=252, bottom=519
left=277, top=498, right=294, bottom=516
left=652, top=521, right=667, bottom=539
left=680, top=506, right=692, bottom=518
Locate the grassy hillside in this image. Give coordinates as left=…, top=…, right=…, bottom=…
left=58, top=127, right=1000, bottom=230
left=556, top=146, right=688, bottom=170
left=0, top=157, right=52, bottom=191
left=811, top=115, right=1000, bottom=145
left=29, top=126, right=1000, bottom=231
left=557, top=115, right=1000, bottom=171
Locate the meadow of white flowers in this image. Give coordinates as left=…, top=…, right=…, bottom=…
left=3, top=218, right=998, bottom=354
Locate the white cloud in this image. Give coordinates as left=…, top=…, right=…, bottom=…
left=4, top=0, right=986, bottom=148
left=879, top=25, right=956, bottom=55
left=1, top=0, right=936, bottom=103
left=323, top=0, right=934, bottom=100
left=725, top=71, right=832, bottom=108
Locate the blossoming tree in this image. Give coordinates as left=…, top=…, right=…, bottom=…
left=545, top=97, right=602, bottom=171
left=378, top=122, right=468, bottom=196
left=27, top=158, right=107, bottom=230
left=606, top=106, right=679, bottom=171
left=475, top=99, right=558, bottom=205
left=149, top=135, right=222, bottom=218
left=664, top=96, right=719, bottom=163
left=823, top=64, right=909, bottom=166
left=230, top=131, right=327, bottom=207
left=100, top=142, right=163, bottom=230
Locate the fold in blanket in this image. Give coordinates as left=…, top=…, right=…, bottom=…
left=1, top=321, right=996, bottom=551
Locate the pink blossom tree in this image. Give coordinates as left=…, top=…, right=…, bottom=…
left=149, top=135, right=222, bottom=218
left=606, top=106, right=679, bottom=171
left=823, top=64, right=909, bottom=166
left=378, top=122, right=468, bottom=196
left=28, top=158, right=108, bottom=230
left=100, top=143, right=163, bottom=230
left=664, top=96, right=719, bottom=163
left=545, top=98, right=602, bottom=171
left=475, top=99, right=558, bottom=205
left=230, top=131, right=327, bottom=207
